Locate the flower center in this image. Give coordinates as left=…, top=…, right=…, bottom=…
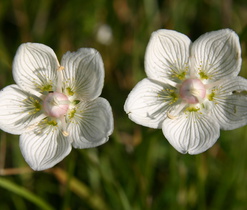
left=179, top=79, right=206, bottom=104
left=43, top=92, right=70, bottom=118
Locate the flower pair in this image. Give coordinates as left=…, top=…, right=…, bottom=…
left=1, top=28, right=247, bottom=171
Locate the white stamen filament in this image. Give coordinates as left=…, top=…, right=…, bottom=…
left=205, top=79, right=223, bottom=89
left=161, top=78, right=178, bottom=88
left=59, top=116, right=69, bottom=137
left=167, top=102, right=187, bottom=119
left=56, top=66, right=65, bottom=93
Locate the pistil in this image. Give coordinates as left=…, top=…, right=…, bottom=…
left=179, top=78, right=206, bottom=104
left=43, top=92, right=70, bottom=118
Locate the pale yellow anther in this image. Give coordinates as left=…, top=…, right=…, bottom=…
left=167, top=112, right=176, bottom=120
left=62, top=131, right=69, bottom=137
left=57, top=66, right=65, bottom=71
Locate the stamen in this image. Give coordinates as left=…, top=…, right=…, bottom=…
left=205, top=79, right=223, bottom=89
left=60, top=116, right=69, bottom=138
left=57, top=66, right=65, bottom=71
left=167, top=102, right=187, bottom=120
left=160, top=78, right=178, bottom=88
left=167, top=112, right=177, bottom=119
left=62, top=131, right=69, bottom=137
left=25, top=114, right=46, bottom=132
left=57, top=66, right=65, bottom=93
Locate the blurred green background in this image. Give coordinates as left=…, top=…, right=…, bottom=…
left=1, top=0, right=247, bottom=209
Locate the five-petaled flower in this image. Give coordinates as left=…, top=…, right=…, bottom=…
left=124, top=29, right=247, bottom=154
left=0, top=43, right=113, bottom=170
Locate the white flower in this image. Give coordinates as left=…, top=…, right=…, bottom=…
left=0, top=43, right=114, bottom=170
left=124, top=29, right=247, bottom=154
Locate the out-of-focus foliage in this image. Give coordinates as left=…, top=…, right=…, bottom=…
left=1, top=0, right=247, bottom=209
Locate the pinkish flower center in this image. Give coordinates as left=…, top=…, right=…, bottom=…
left=43, top=92, right=69, bottom=118
left=179, top=79, right=206, bottom=104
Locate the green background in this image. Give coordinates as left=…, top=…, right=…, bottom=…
left=1, top=0, right=247, bottom=209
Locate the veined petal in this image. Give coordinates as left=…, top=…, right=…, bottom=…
left=145, top=29, right=191, bottom=83
left=124, top=78, right=179, bottom=128
left=13, top=43, right=59, bottom=94
left=0, top=85, right=45, bottom=135
left=20, top=121, right=72, bottom=171
left=67, top=98, right=113, bottom=149
left=207, top=76, right=247, bottom=130
left=61, top=48, right=104, bottom=101
left=191, top=29, right=241, bottom=83
left=162, top=111, right=220, bottom=154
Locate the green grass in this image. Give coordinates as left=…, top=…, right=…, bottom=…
left=1, top=0, right=247, bottom=209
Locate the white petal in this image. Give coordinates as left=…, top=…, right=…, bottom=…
left=13, top=43, right=59, bottom=94
left=20, top=122, right=72, bottom=171
left=67, top=98, right=113, bottom=149
left=61, top=48, right=104, bottom=100
left=191, top=29, right=241, bottom=82
left=162, top=112, right=220, bottom=154
left=208, top=76, right=247, bottom=130
left=145, top=29, right=191, bottom=83
left=0, top=85, right=45, bottom=135
left=124, top=78, right=179, bottom=128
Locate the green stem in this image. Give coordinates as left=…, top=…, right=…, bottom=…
left=0, top=177, right=54, bottom=210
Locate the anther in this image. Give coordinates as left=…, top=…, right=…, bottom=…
left=57, top=66, right=65, bottom=71
left=167, top=112, right=176, bottom=119
left=62, top=131, right=69, bottom=137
